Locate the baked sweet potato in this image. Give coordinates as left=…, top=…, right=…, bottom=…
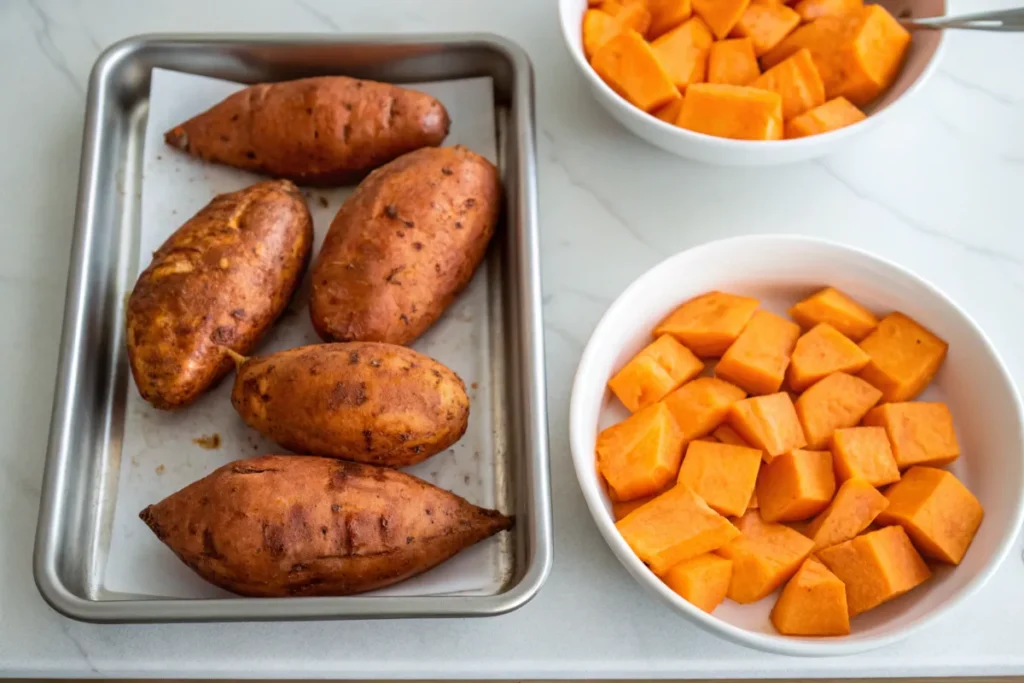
left=231, top=342, right=469, bottom=467
left=165, top=77, right=450, bottom=185
left=139, top=456, right=513, bottom=597
left=309, top=146, right=500, bottom=345
left=127, top=180, right=312, bottom=409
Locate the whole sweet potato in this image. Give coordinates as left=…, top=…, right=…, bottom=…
left=309, top=145, right=500, bottom=345
left=139, top=455, right=512, bottom=597
left=231, top=342, right=469, bottom=467
left=165, top=77, right=450, bottom=185
left=127, top=180, right=313, bottom=409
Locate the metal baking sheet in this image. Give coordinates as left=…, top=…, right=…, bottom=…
left=34, top=33, right=551, bottom=622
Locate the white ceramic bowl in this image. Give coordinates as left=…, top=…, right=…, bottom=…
left=569, top=235, right=1024, bottom=656
left=558, top=0, right=946, bottom=165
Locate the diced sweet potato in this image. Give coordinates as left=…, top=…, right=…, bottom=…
left=795, top=372, right=881, bottom=449
left=609, top=334, right=705, bottom=412
left=648, top=0, right=695, bottom=39
left=654, top=291, right=760, bottom=357
left=613, top=484, right=675, bottom=520
left=584, top=10, right=621, bottom=60
left=662, top=553, right=733, bottom=613
left=770, top=558, right=850, bottom=636
left=804, top=477, right=889, bottom=550
left=716, top=310, right=801, bottom=395
left=750, top=48, right=825, bottom=120
left=716, top=510, right=814, bottom=603
left=858, top=313, right=948, bottom=403
left=728, top=392, right=807, bottom=462
left=692, top=0, right=752, bottom=39
left=829, top=426, right=899, bottom=487
left=652, top=17, right=715, bottom=90
left=713, top=424, right=751, bottom=446
left=591, top=31, right=681, bottom=113
left=785, top=96, right=866, bottom=138
left=677, top=440, right=763, bottom=517
left=877, top=467, right=984, bottom=565
left=761, top=14, right=852, bottom=70
left=789, top=286, right=878, bottom=341
left=597, top=403, right=685, bottom=501
left=747, top=490, right=759, bottom=510
left=653, top=96, right=686, bottom=123
left=756, top=449, right=835, bottom=522
left=616, top=484, right=741, bottom=575
left=600, top=0, right=654, bottom=35
left=730, top=1, right=801, bottom=56
left=707, top=38, right=761, bottom=85
left=677, top=84, right=784, bottom=140
left=663, top=377, right=748, bottom=442
left=817, top=525, right=931, bottom=616
left=787, top=322, right=870, bottom=392
left=862, top=402, right=960, bottom=469
left=793, top=0, right=864, bottom=23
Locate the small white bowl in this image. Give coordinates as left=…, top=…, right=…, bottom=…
left=569, top=235, right=1024, bottom=656
left=557, top=0, right=946, bottom=165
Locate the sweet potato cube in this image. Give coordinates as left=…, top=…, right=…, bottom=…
left=877, top=467, right=984, bottom=565
left=761, top=14, right=851, bottom=70
left=648, top=0, right=695, bottom=39
left=756, top=449, right=836, bottom=522
left=663, top=377, right=748, bottom=443
left=584, top=10, right=621, bottom=60
left=713, top=424, right=750, bottom=446
left=591, top=31, right=680, bottom=113
left=609, top=334, right=705, bottom=412
left=787, top=322, right=870, bottom=392
left=653, top=96, right=686, bottom=123
left=794, top=0, right=864, bottom=23
left=804, top=477, right=889, bottom=550
left=817, top=525, right=931, bottom=616
left=652, top=17, right=715, bottom=90
left=677, top=440, right=763, bottom=517
left=730, top=1, right=801, bottom=56
left=830, top=426, right=900, bottom=487
left=862, top=402, right=960, bottom=469
left=616, top=484, right=740, bottom=575
left=600, top=0, right=654, bottom=35
left=750, top=48, right=825, bottom=120
left=747, top=490, right=759, bottom=510
left=716, top=510, right=814, bottom=603
left=789, top=286, right=878, bottom=341
left=707, top=38, right=760, bottom=85
left=613, top=484, right=675, bottom=520
left=677, top=84, right=784, bottom=140
left=716, top=310, right=801, bottom=395
left=662, top=553, right=733, bottom=613
left=654, top=291, right=760, bottom=357
left=795, top=372, right=881, bottom=449
left=692, top=0, right=752, bottom=39
left=770, top=558, right=850, bottom=636
left=728, top=392, right=807, bottom=462
left=785, top=96, right=865, bottom=138
left=858, top=313, right=948, bottom=403
left=597, top=403, right=685, bottom=501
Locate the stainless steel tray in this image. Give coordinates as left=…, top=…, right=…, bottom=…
left=34, top=33, right=551, bottom=623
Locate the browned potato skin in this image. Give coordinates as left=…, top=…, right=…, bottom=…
left=127, top=180, right=313, bottom=410
left=139, top=455, right=513, bottom=597
left=309, top=146, right=500, bottom=345
left=164, top=77, right=450, bottom=186
left=231, top=342, right=469, bottom=467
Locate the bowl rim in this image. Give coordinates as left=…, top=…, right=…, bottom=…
left=568, top=234, right=1024, bottom=656
left=557, top=0, right=948, bottom=150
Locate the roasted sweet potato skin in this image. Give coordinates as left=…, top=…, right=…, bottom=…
left=139, top=456, right=513, bottom=597
left=165, top=77, right=451, bottom=185
left=127, top=180, right=313, bottom=409
left=309, top=146, right=500, bottom=345
left=231, top=342, right=469, bottom=467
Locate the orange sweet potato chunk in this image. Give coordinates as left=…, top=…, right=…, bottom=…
left=785, top=96, right=865, bottom=138
left=662, top=553, right=733, bottom=613
left=677, top=440, right=763, bottom=517
left=616, top=484, right=741, bottom=575
left=713, top=424, right=751, bottom=447
left=597, top=403, right=685, bottom=501
left=730, top=1, right=801, bottom=56
left=613, top=484, right=675, bottom=520
left=794, top=0, right=864, bottom=23
left=648, top=0, right=695, bottom=39
left=728, top=392, right=807, bottom=462
left=692, top=0, right=752, bottom=39
left=583, top=10, right=621, bottom=60
left=756, top=449, right=835, bottom=522
left=789, top=287, right=878, bottom=341
left=654, top=96, right=686, bottom=123
left=761, top=14, right=852, bottom=71
left=858, top=313, right=948, bottom=403
left=707, top=38, right=760, bottom=85
left=877, top=466, right=984, bottom=565
left=654, top=291, right=760, bottom=357
left=795, top=372, right=881, bottom=449
left=829, top=426, right=900, bottom=487
left=652, top=16, right=715, bottom=90
left=804, top=477, right=889, bottom=550
left=677, top=84, right=784, bottom=140
left=770, top=558, right=850, bottom=636
left=600, top=0, right=654, bottom=34
left=862, top=402, right=960, bottom=469
left=609, top=334, right=705, bottom=412
left=750, top=48, right=825, bottom=120
left=817, top=525, right=931, bottom=616
left=787, top=322, right=870, bottom=392
left=591, top=31, right=681, bottom=113
left=716, top=310, right=801, bottom=395
left=716, top=510, right=814, bottom=603
left=663, top=377, right=748, bottom=442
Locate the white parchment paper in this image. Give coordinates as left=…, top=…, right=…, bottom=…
left=102, top=68, right=505, bottom=599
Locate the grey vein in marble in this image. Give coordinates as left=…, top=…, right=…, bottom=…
left=295, top=0, right=342, bottom=32
left=24, top=0, right=84, bottom=96
left=939, top=69, right=1022, bottom=106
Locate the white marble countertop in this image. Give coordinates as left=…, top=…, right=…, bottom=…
left=3, top=0, right=1024, bottom=678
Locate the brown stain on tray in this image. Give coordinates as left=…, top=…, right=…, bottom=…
left=193, top=433, right=222, bottom=450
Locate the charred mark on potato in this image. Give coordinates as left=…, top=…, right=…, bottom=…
left=290, top=563, right=308, bottom=574
left=370, top=359, right=381, bottom=368
left=211, top=326, right=235, bottom=344
left=231, top=462, right=276, bottom=474
left=262, top=523, right=287, bottom=557
left=406, top=536, right=414, bottom=545
left=202, top=529, right=224, bottom=559
left=455, top=221, right=463, bottom=229
left=385, top=265, right=405, bottom=284
left=342, top=122, right=351, bottom=142
left=400, top=314, right=410, bottom=326
left=396, top=230, right=405, bottom=238
left=328, top=381, right=368, bottom=409
left=363, top=429, right=373, bottom=451
left=331, top=504, right=341, bottom=513
left=441, top=167, right=453, bottom=176
left=306, top=107, right=313, bottom=115
left=384, top=204, right=399, bottom=219
left=245, top=151, right=256, bottom=160
left=403, top=219, right=414, bottom=228
left=230, top=308, right=246, bottom=320
left=348, top=351, right=360, bottom=365
left=464, top=198, right=476, bottom=208
left=413, top=445, right=424, bottom=454
left=412, top=241, right=423, bottom=251
left=219, top=134, right=230, bottom=143
left=230, top=114, right=239, bottom=122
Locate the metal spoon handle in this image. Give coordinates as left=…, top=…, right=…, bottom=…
left=900, top=7, right=1024, bottom=31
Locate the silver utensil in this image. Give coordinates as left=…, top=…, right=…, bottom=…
left=900, top=7, right=1024, bottom=31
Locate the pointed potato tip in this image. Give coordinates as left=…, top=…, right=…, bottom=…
left=164, top=126, right=189, bottom=151
left=223, top=347, right=249, bottom=369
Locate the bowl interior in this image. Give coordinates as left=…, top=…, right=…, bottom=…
left=570, top=237, right=1024, bottom=653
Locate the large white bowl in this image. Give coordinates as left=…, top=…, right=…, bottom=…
left=569, top=235, right=1024, bottom=656
left=558, top=0, right=946, bottom=165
